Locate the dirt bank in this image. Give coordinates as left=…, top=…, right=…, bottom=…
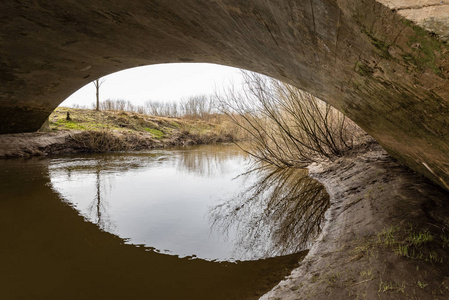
left=0, top=107, right=236, bottom=158
left=0, top=131, right=75, bottom=158
left=0, top=129, right=234, bottom=158
left=262, top=142, right=449, bottom=299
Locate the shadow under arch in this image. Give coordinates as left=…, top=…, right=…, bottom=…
left=2, top=0, right=449, bottom=189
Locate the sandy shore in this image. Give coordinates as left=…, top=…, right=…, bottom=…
left=262, top=142, right=449, bottom=299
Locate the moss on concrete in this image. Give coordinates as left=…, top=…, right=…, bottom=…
left=401, top=19, right=446, bottom=77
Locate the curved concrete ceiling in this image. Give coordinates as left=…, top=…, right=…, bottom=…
left=1, top=0, right=449, bottom=190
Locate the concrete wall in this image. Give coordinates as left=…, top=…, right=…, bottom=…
left=1, top=0, right=449, bottom=190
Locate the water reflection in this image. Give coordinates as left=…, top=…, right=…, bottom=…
left=0, top=156, right=307, bottom=300
left=50, top=144, right=247, bottom=177
left=174, top=145, right=247, bottom=177
left=48, top=144, right=329, bottom=262
left=48, top=145, right=257, bottom=261
left=210, top=165, right=330, bottom=259
left=87, top=161, right=115, bottom=232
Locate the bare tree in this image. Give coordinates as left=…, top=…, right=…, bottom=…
left=214, top=71, right=365, bottom=167
left=93, top=78, right=106, bottom=111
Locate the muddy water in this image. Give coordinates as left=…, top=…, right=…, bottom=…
left=0, top=144, right=328, bottom=300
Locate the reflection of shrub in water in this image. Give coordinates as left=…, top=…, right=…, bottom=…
left=210, top=165, right=329, bottom=259
left=174, top=145, right=248, bottom=177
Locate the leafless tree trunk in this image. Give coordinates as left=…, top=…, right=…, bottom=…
left=93, top=78, right=106, bottom=111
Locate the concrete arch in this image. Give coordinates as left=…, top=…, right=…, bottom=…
left=1, top=0, right=449, bottom=190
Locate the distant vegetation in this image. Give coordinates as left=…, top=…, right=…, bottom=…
left=73, top=95, right=217, bottom=121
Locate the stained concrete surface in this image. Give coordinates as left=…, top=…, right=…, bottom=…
left=1, top=1, right=449, bottom=189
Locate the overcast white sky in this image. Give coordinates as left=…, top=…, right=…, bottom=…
left=60, top=63, right=245, bottom=108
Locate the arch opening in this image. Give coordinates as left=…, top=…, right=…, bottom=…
left=1, top=0, right=449, bottom=189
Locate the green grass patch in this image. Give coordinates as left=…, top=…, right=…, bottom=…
left=407, top=231, right=434, bottom=246
left=144, top=128, right=165, bottom=139
left=52, top=119, right=87, bottom=130
left=377, top=226, right=399, bottom=246
left=377, top=225, right=444, bottom=263
left=378, top=280, right=405, bottom=294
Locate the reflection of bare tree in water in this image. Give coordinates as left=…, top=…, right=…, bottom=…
left=209, top=165, right=329, bottom=259
left=86, top=160, right=115, bottom=233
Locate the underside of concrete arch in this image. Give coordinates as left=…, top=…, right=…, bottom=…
left=1, top=0, right=449, bottom=190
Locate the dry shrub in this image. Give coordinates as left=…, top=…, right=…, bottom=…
left=215, top=72, right=365, bottom=167
left=70, top=128, right=235, bottom=153
left=215, top=118, right=247, bottom=141
left=70, top=130, right=134, bottom=152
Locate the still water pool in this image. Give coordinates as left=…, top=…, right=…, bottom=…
left=0, top=144, right=328, bottom=300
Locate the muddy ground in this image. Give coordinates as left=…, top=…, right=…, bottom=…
left=262, top=141, right=449, bottom=300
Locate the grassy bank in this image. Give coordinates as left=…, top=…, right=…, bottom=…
left=0, top=107, right=240, bottom=159
left=44, top=107, right=237, bottom=153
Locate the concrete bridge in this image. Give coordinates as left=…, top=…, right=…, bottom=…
left=1, top=0, right=449, bottom=190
